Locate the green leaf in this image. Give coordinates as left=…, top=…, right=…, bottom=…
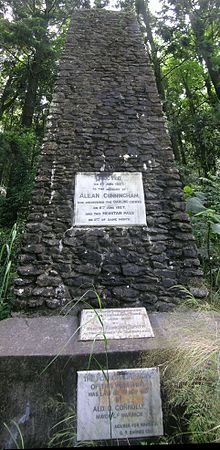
left=194, top=191, right=206, bottom=202
left=183, top=185, right=193, bottom=196
left=211, top=223, right=220, bottom=235
left=186, top=197, right=206, bottom=214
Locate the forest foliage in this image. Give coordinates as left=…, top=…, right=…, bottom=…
left=0, top=0, right=219, bottom=308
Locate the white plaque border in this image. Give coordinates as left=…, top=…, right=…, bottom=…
left=79, top=307, right=155, bottom=341
left=73, top=171, right=147, bottom=227
left=77, top=367, right=164, bottom=441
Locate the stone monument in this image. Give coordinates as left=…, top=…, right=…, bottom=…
left=0, top=12, right=213, bottom=447
left=14, top=9, right=206, bottom=313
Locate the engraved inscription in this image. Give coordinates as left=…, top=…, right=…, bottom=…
left=77, top=368, right=163, bottom=441
left=74, top=172, right=146, bottom=226
left=79, top=308, right=154, bottom=341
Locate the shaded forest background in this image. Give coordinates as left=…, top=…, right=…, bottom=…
left=0, top=0, right=219, bottom=315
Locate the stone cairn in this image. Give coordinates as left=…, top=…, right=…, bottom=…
left=14, top=10, right=206, bottom=314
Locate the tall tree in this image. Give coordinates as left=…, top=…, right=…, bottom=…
left=0, top=0, right=90, bottom=129
left=0, top=0, right=91, bottom=226
left=160, top=0, right=220, bottom=101
left=135, top=0, right=166, bottom=101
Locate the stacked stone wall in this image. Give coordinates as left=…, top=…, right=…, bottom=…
left=14, top=10, right=206, bottom=313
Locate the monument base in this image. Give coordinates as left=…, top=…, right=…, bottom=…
left=0, top=311, right=219, bottom=448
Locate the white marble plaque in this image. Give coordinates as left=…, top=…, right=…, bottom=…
left=74, top=172, right=146, bottom=226
left=77, top=368, right=163, bottom=441
left=79, top=308, right=154, bottom=340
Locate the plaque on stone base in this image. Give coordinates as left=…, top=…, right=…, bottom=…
left=74, top=172, right=146, bottom=226
left=79, top=307, right=154, bottom=340
left=77, top=368, right=163, bottom=441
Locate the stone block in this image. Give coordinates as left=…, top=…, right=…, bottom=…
left=0, top=312, right=219, bottom=447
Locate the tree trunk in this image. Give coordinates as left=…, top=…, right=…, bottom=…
left=21, top=53, right=41, bottom=128
left=170, top=132, right=181, bottom=162
left=0, top=73, right=21, bottom=121
left=178, top=132, right=187, bottom=165
left=183, top=77, right=209, bottom=176
left=202, top=52, right=220, bottom=101
left=21, top=8, right=50, bottom=128
left=190, top=11, right=220, bottom=101
left=135, top=0, right=166, bottom=103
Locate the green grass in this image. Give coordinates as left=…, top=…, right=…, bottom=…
left=141, top=308, right=220, bottom=445
left=0, top=223, right=17, bottom=319
left=42, top=288, right=115, bottom=447
left=3, top=420, right=25, bottom=449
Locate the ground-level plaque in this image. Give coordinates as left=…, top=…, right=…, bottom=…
left=77, top=368, right=163, bottom=441
left=79, top=307, right=154, bottom=340
left=74, top=172, right=146, bottom=226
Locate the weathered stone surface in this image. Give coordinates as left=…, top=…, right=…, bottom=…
left=75, top=264, right=100, bottom=275
left=14, top=10, right=206, bottom=312
left=17, top=265, right=44, bottom=277
left=23, top=244, right=44, bottom=254
left=122, top=264, right=147, bottom=276
left=36, top=272, right=60, bottom=286
left=112, top=286, right=139, bottom=300
left=189, top=287, right=209, bottom=298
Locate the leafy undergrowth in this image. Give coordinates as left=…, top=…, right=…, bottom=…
left=142, top=309, right=220, bottom=445
left=0, top=221, right=25, bottom=320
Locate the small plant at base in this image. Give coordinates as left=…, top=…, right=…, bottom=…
left=141, top=311, right=220, bottom=444
left=3, top=420, right=24, bottom=449
left=44, top=287, right=116, bottom=447
left=0, top=223, right=17, bottom=319
left=47, top=395, right=77, bottom=448
left=47, top=395, right=101, bottom=448
left=184, top=182, right=220, bottom=293
left=170, top=284, right=220, bottom=313
left=169, top=285, right=209, bottom=311
left=40, top=287, right=109, bottom=375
